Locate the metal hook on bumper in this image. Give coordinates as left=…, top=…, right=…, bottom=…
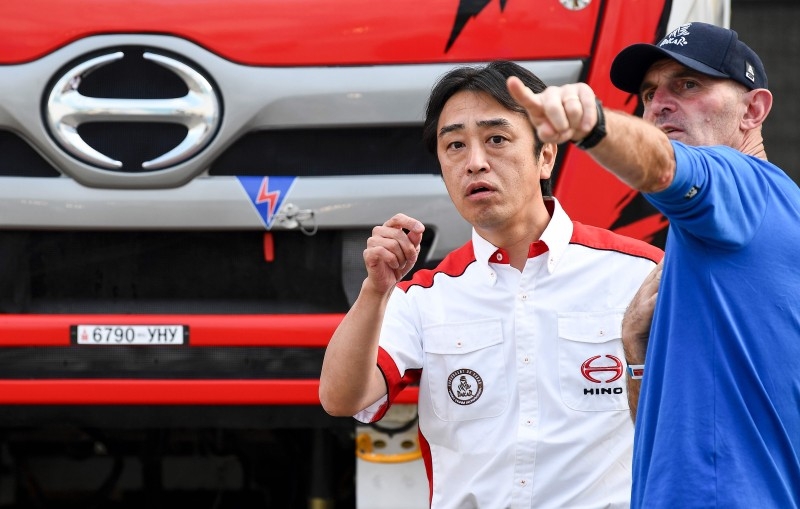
left=274, top=203, right=318, bottom=236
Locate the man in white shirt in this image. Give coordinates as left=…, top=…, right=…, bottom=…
left=320, top=60, right=662, bottom=508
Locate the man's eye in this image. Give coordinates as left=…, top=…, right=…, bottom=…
left=448, top=141, right=464, bottom=150
left=489, top=135, right=504, bottom=144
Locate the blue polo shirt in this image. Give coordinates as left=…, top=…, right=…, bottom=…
left=633, top=141, right=800, bottom=508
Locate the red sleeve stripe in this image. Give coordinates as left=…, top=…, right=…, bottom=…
left=374, top=346, right=421, bottom=420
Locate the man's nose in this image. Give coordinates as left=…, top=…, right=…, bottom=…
left=644, top=88, right=674, bottom=121
left=466, top=144, right=489, bottom=173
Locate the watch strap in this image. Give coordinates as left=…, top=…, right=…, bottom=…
left=574, top=98, right=607, bottom=150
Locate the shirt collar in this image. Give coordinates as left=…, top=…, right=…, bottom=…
left=472, top=197, right=573, bottom=276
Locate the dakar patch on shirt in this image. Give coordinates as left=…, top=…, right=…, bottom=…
left=447, top=369, right=483, bottom=405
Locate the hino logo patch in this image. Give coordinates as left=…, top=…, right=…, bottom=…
left=580, top=355, right=624, bottom=383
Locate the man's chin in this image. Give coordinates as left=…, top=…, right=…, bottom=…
left=666, top=132, right=690, bottom=144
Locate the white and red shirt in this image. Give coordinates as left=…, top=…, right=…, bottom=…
left=356, top=198, right=662, bottom=509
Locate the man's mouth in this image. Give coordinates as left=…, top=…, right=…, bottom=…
left=466, top=183, right=493, bottom=196
left=659, top=124, right=682, bottom=136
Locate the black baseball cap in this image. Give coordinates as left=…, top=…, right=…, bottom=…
left=610, top=22, right=768, bottom=94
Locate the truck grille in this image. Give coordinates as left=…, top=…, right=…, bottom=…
left=0, top=229, right=435, bottom=314
left=0, top=127, right=438, bottom=178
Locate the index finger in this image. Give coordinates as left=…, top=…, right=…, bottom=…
left=507, top=76, right=543, bottom=118
left=507, top=76, right=565, bottom=143
left=384, top=213, right=425, bottom=234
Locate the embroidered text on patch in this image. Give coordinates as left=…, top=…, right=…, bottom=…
left=659, top=23, right=691, bottom=47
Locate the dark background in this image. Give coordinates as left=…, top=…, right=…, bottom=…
left=731, top=0, right=799, bottom=181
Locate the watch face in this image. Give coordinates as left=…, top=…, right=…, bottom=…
left=560, top=0, right=591, bottom=11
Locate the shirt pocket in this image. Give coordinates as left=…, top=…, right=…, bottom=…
left=558, top=311, right=628, bottom=412
left=423, top=319, right=509, bottom=422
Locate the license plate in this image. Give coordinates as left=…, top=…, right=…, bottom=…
left=74, top=325, right=187, bottom=345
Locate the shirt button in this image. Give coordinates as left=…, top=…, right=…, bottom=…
left=455, top=341, right=462, bottom=348
left=522, top=356, right=530, bottom=364
left=519, top=479, right=528, bottom=487
left=496, top=253, right=503, bottom=261
left=524, top=419, right=533, bottom=426
left=520, top=293, right=528, bottom=300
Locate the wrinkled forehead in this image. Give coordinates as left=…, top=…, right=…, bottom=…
left=640, top=59, right=692, bottom=87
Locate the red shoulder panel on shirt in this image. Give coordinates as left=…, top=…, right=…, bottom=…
left=570, top=221, right=663, bottom=263
left=397, top=240, right=476, bottom=292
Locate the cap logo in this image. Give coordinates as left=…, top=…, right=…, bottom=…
left=658, top=23, right=691, bottom=48
left=745, top=62, right=756, bottom=83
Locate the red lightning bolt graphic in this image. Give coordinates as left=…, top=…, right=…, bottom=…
left=255, top=177, right=281, bottom=220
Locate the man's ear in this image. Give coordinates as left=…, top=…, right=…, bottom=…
left=538, top=142, right=557, bottom=180
left=742, top=88, right=773, bottom=130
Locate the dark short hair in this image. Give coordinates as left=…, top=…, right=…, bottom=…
left=422, top=60, right=551, bottom=195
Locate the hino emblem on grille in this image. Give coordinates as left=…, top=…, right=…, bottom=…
left=46, top=51, right=220, bottom=170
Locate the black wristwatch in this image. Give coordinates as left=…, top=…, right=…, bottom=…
left=574, top=98, right=606, bottom=150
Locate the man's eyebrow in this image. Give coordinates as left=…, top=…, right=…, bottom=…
left=438, top=117, right=512, bottom=138
left=477, top=118, right=512, bottom=128
left=438, top=123, right=464, bottom=138
left=640, top=68, right=709, bottom=94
